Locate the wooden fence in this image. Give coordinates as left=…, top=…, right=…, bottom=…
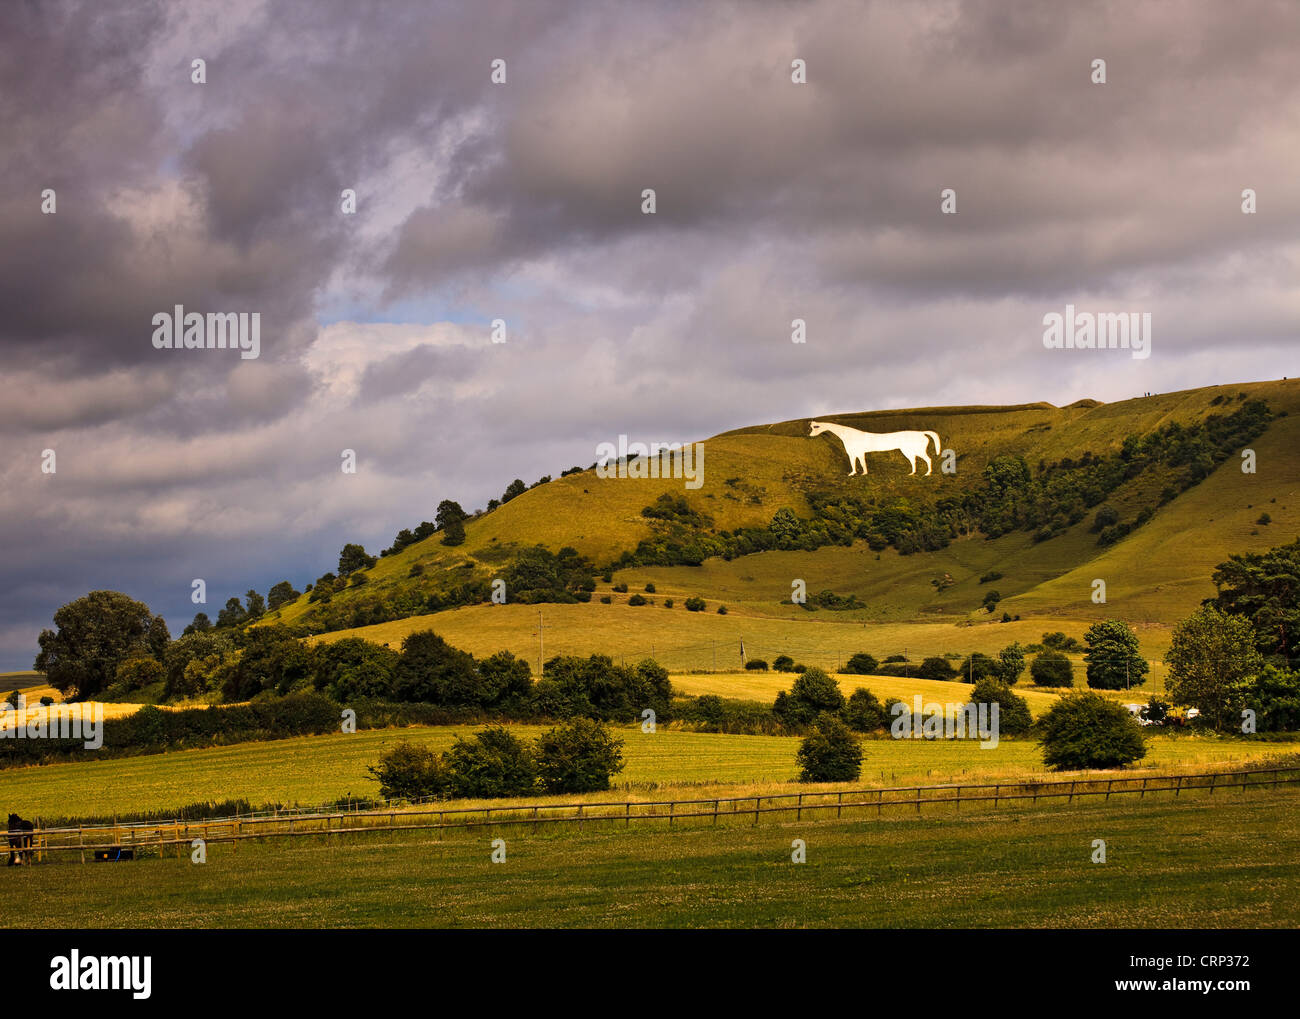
left=16, top=764, right=1300, bottom=864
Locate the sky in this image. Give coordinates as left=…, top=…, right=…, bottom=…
left=1, top=0, right=1297, bottom=670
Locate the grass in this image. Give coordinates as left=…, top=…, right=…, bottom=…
left=4, top=717, right=1293, bottom=822
left=4, top=787, right=1297, bottom=927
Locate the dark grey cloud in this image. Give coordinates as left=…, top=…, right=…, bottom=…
left=0, top=0, right=1297, bottom=668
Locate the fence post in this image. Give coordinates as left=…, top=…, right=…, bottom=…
left=1105, top=780, right=1112, bottom=802
left=915, top=786, right=921, bottom=814
left=713, top=799, right=719, bottom=825
left=1174, top=775, right=1182, bottom=797
left=1140, top=777, right=1147, bottom=799
left=994, top=784, right=999, bottom=808
left=797, top=793, right=803, bottom=821
left=753, top=796, right=759, bottom=826
left=837, top=791, right=843, bottom=819
left=1068, top=781, right=1075, bottom=804
left=876, top=789, right=882, bottom=818
left=1210, top=773, right=1216, bottom=795
left=669, top=801, right=675, bottom=827
left=79, top=827, right=84, bottom=865
left=625, top=802, right=630, bottom=828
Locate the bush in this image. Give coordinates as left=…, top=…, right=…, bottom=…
left=773, top=666, right=846, bottom=727
left=535, top=718, right=626, bottom=793
left=684, top=597, right=706, bottom=612
left=844, top=687, right=887, bottom=732
left=644, top=583, right=656, bottom=593
left=444, top=726, right=537, bottom=798
left=599, top=595, right=612, bottom=604
left=663, top=599, right=674, bottom=608
left=918, top=656, right=957, bottom=681
left=627, top=593, right=647, bottom=606
left=844, top=652, right=878, bottom=675
left=612, top=583, right=628, bottom=593
left=978, top=570, right=1002, bottom=584
left=717, top=605, right=728, bottom=614
left=367, top=741, right=450, bottom=800
left=1030, top=650, right=1074, bottom=687
left=968, top=678, right=1034, bottom=735
left=745, top=659, right=769, bottom=671
left=1039, top=691, right=1147, bottom=770
left=773, top=655, right=796, bottom=672
left=796, top=714, right=863, bottom=782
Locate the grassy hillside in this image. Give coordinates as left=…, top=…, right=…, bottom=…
left=259, top=378, right=1298, bottom=673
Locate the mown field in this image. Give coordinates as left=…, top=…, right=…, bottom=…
left=4, top=788, right=1297, bottom=928
left=4, top=714, right=1293, bottom=822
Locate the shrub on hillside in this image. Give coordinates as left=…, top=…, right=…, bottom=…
left=685, top=596, right=706, bottom=612
left=772, top=655, right=796, bottom=672
left=1030, top=650, right=1074, bottom=687
left=628, top=593, right=647, bottom=606
left=745, top=659, right=769, bottom=671
left=957, top=652, right=999, bottom=684
left=844, top=652, right=878, bottom=675
left=535, top=718, right=626, bottom=793
left=796, top=714, right=863, bottom=782
left=918, top=656, right=957, bottom=681
left=1039, top=691, right=1147, bottom=770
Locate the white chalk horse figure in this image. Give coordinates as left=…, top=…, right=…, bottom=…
left=809, top=420, right=942, bottom=476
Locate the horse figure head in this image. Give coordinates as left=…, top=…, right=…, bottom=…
left=808, top=420, right=831, bottom=437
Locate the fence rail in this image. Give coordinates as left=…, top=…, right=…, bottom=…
left=14, top=765, right=1300, bottom=864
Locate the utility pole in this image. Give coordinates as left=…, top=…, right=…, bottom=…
left=537, top=610, right=544, bottom=676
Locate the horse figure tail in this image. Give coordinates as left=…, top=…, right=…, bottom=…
left=923, top=431, right=941, bottom=454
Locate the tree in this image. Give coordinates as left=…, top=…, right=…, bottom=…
left=1030, top=650, right=1074, bottom=687
left=111, top=656, right=164, bottom=696
left=796, top=714, right=863, bottom=782
left=772, top=654, right=796, bottom=672
left=773, top=666, right=846, bottom=727
left=440, top=515, right=466, bottom=546
left=267, top=581, right=300, bottom=611
left=367, top=742, right=450, bottom=800
left=995, top=642, right=1026, bottom=685
left=982, top=590, right=1002, bottom=613
left=244, top=589, right=266, bottom=619
left=163, top=630, right=236, bottom=699
left=684, top=596, right=706, bottom=612
left=918, top=656, right=957, bottom=681
left=1165, top=605, right=1263, bottom=730
left=1234, top=665, right=1300, bottom=732
left=34, top=591, right=168, bottom=699
left=216, top=596, right=247, bottom=628
left=967, top=678, right=1033, bottom=735
left=314, top=637, right=399, bottom=701
left=183, top=612, right=212, bottom=635
left=338, top=543, right=376, bottom=577
left=958, top=651, right=999, bottom=683
left=1211, top=537, right=1300, bottom=658
left=502, top=479, right=527, bottom=503
left=1084, top=619, right=1148, bottom=690
left=476, top=650, right=534, bottom=710
left=844, top=652, right=878, bottom=675
left=1039, top=691, right=1147, bottom=770
left=444, top=726, right=537, bottom=798
left=393, top=630, right=479, bottom=704
left=437, top=499, right=468, bottom=546
left=844, top=687, right=887, bottom=732
left=223, top=625, right=316, bottom=700
left=535, top=718, right=626, bottom=793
